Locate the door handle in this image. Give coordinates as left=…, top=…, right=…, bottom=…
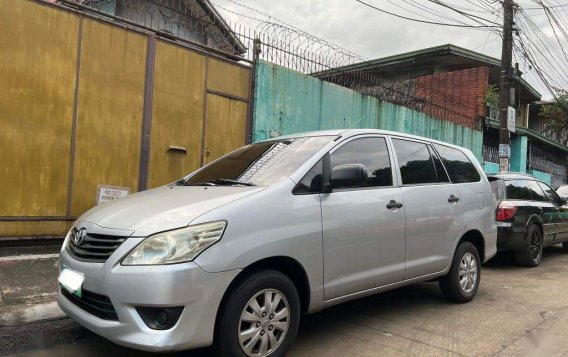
left=448, top=195, right=460, bottom=203
left=386, top=200, right=403, bottom=209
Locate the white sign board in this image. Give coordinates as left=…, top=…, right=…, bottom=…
left=96, top=185, right=130, bottom=205
left=507, top=106, right=516, bottom=133
left=499, top=144, right=511, bottom=158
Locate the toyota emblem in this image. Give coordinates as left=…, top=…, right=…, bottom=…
left=74, top=228, right=87, bottom=246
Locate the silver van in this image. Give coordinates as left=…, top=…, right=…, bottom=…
left=58, top=129, right=497, bottom=356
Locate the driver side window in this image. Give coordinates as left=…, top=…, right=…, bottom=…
left=330, top=137, right=393, bottom=188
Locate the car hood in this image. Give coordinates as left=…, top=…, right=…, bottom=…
left=78, top=185, right=265, bottom=236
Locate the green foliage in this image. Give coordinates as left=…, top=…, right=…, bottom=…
left=485, top=84, right=499, bottom=108
left=539, top=88, right=568, bottom=131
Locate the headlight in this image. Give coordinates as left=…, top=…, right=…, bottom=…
left=122, top=221, right=226, bottom=265
left=62, top=228, right=73, bottom=252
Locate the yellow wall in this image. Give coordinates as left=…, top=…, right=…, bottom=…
left=0, top=0, right=78, bottom=216
left=70, top=19, right=147, bottom=216
left=1, top=0, right=251, bottom=238
left=204, top=94, right=248, bottom=163
left=207, top=58, right=250, bottom=99
left=148, top=41, right=206, bottom=188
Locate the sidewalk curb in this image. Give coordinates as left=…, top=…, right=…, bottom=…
left=0, top=317, right=87, bottom=357
left=0, top=301, right=66, bottom=327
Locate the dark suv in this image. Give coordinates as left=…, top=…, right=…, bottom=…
left=488, top=172, right=568, bottom=267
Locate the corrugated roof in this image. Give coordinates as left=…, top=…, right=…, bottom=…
left=317, top=44, right=541, bottom=101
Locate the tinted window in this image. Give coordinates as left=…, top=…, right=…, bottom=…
left=185, top=136, right=331, bottom=186
left=527, top=180, right=547, bottom=202
left=294, top=160, right=323, bottom=194
left=489, top=178, right=505, bottom=200
left=505, top=180, right=534, bottom=200
left=392, top=139, right=437, bottom=185
left=433, top=144, right=481, bottom=183
left=330, top=137, right=392, bottom=187
left=429, top=146, right=450, bottom=182
left=539, top=182, right=562, bottom=204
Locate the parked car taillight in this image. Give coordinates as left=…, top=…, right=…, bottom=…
left=496, top=201, right=517, bottom=221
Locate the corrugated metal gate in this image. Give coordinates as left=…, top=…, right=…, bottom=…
left=0, top=0, right=251, bottom=238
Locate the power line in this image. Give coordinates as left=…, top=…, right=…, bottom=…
left=353, top=0, right=501, bottom=28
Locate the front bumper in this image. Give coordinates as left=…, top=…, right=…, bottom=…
left=57, top=240, right=240, bottom=352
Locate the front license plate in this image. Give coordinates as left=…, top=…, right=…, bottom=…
left=59, top=267, right=85, bottom=298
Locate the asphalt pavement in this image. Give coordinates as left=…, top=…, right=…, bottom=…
left=3, top=246, right=568, bottom=357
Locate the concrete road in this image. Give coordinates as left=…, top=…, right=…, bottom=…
left=6, top=246, right=568, bottom=357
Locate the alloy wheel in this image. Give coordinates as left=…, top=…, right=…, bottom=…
left=238, top=289, right=290, bottom=357
left=530, top=231, right=542, bottom=262
left=459, top=252, right=478, bottom=294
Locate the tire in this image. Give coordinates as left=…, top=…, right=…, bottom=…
left=514, top=224, right=543, bottom=267
left=214, top=270, right=301, bottom=357
left=562, top=242, right=568, bottom=252
left=439, top=241, right=481, bottom=303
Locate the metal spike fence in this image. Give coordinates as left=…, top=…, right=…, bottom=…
left=59, top=0, right=484, bottom=129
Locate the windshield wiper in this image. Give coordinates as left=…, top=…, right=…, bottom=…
left=175, top=178, right=256, bottom=187
left=204, top=178, right=256, bottom=186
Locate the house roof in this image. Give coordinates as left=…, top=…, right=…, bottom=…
left=195, top=0, right=246, bottom=55
left=317, top=44, right=541, bottom=102
left=61, top=0, right=246, bottom=55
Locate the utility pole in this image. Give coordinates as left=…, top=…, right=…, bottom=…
left=499, top=0, right=515, bottom=172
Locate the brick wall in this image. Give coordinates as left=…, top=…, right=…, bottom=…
left=416, top=67, right=489, bottom=129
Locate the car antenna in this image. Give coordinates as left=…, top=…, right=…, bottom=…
left=346, top=114, right=368, bottom=129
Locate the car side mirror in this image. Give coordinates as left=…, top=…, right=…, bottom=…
left=329, top=164, right=368, bottom=189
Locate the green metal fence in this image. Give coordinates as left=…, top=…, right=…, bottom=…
left=253, top=60, right=483, bottom=162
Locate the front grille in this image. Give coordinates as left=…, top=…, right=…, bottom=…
left=66, top=228, right=127, bottom=263
left=61, top=286, right=118, bottom=321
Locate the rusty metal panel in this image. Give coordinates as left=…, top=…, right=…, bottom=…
left=70, top=19, right=147, bottom=216
left=204, top=94, right=247, bottom=164
left=207, top=58, right=250, bottom=99
left=147, top=41, right=206, bottom=188
left=0, top=221, right=72, bottom=238
left=0, top=0, right=79, bottom=217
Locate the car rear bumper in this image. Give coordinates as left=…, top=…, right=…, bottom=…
left=57, top=247, right=240, bottom=352
left=497, top=226, right=526, bottom=251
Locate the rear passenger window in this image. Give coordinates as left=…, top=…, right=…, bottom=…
left=527, top=181, right=547, bottom=202
left=429, top=146, right=450, bottom=182
left=433, top=144, right=481, bottom=183
left=392, top=139, right=438, bottom=185
left=330, top=137, right=393, bottom=187
left=538, top=181, right=562, bottom=203
left=506, top=180, right=534, bottom=200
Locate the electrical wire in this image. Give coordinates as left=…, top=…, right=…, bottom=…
left=353, top=0, right=501, bottom=29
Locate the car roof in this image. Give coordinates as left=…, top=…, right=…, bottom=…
left=487, top=172, right=538, bottom=181
left=262, top=129, right=471, bottom=152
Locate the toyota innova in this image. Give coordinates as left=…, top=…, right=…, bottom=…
left=58, top=129, right=497, bottom=357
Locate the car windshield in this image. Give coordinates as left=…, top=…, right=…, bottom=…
left=179, top=136, right=332, bottom=186
left=557, top=186, right=568, bottom=196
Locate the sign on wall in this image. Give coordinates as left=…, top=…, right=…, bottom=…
left=507, top=106, right=516, bottom=133
left=96, top=185, right=130, bottom=205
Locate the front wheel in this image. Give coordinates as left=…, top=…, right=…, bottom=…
left=439, top=241, right=481, bottom=303
left=214, top=270, right=301, bottom=357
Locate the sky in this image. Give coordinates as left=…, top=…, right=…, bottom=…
left=211, top=0, right=568, bottom=100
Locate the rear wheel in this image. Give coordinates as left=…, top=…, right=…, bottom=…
left=562, top=242, right=568, bottom=252
left=214, top=270, right=301, bottom=357
left=439, top=241, right=481, bottom=303
left=514, top=224, right=542, bottom=267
